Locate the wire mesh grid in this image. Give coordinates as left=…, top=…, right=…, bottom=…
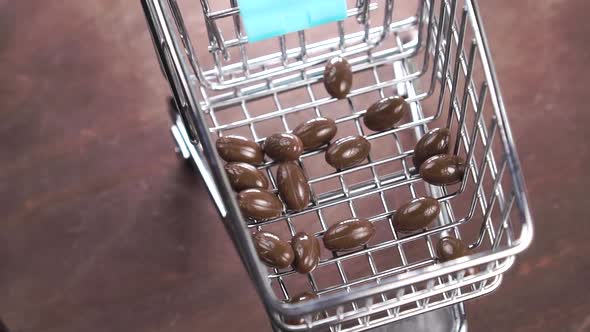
left=142, top=0, right=533, bottom=330
left=177, top=0, right=422, bottom=91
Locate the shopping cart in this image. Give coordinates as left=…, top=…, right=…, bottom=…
left=141, top=0, right=534, bottom=330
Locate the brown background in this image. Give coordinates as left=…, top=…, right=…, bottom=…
left=1, top=0, right=590, bottom=331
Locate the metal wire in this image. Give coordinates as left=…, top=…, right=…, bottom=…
left=142, top=0, right=534, bottom=330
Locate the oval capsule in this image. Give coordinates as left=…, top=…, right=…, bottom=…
left=325, top=136, right=371, bottom=169
left=263, top=133, right=303, bottom=162
left=253, top=231, right=294, bottom=269
left=291, top=232, right=320, bottom=274
left=323, top=218, right=375, bottom=251
left=277, top=162, right=310, bottom=211
left=225, top=162, right=269, bottom=192
left=413, top=128, right=451, bottom=169
left=419, top=154, right=466, bottom=185
left=393, top=197, right=440, bottom=232
left=293, top=117, right=338, bottom=150
left=436, top=237, right=468, bottom=262
left=285, top=291, right=319, bottom=325
left=288, top=291, right=317, bottom=303
left=216, top=135, right=264, bottom=165
left=324, top=56, right=353, bottom=99
left=238, top=189, right=283, bottom=220
left=363, top=96, right=409, bottom=131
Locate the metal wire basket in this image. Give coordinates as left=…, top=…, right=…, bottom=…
left=141, top=0, right=534, bottom=330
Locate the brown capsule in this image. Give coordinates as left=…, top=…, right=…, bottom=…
left=216, top=135, right=264, bottom=165
left=419, top=154, right=466, bottom=185
left=253, top=231, right=294, bottom=269
left=436, top=237, right=468, bottom=262
left=413, top=128, right=451, bottom=169
left=291, top=232, right=320, bottom=274
left=238, top=189, right=283, bottom=220
left=393, top=197, right=440, bottom=232
left=325, top=135, right=371, bottom=170
left=225, top=162, right=269, bottom=192
left=277, top=162, right=310, bottom=211
left=287, top=291, right=317, bottom=303
left=324, top=56, right=352, bottom=99
left=323, top=218, right=376, bottom=251
left=263, top=133, right=303, bottom=162
left=293, top=117, right=338, bottom=150
left=363, top=96, right=409, bottom=131
left=285, top=291, right=319, bottom=325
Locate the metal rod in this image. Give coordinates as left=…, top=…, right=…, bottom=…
left=452, top=40, right=478, bottom=155
left=445, top=7, right=469, bottom=131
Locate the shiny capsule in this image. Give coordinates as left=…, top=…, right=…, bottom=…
left=363, top=96, right=409, bottom=131
left=419, top=154, right=466, bottom=185
left=285, top=291, right=319, bottom=325
left=393, top=197, right=440, bottom=232
left=238, top=189, right=283, bottom=220
left=325, top=135, right=371, bottom=169
left=323, top=218, right=375, bottom=251
left=225, top=162, right=269, bottom=192
left=291, top=232, right=320, bottom=274
left=413, top=128, right=451, bottom=169
left=253, top=231, right=294, bottom=269
left=287, top=291, right=317, bottom=303
left=277, top=162, right=310, bottom=211
left=436, top=237, right=468, bottom=262
left=324, top=56, right=353, bottom=99
left=293, top=117, right=338, bottom=150
left=263, top=133, right=303, bottom=162
left=216, top=135, right=264, bottom=165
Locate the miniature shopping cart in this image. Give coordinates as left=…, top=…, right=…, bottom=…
left=141, top=0, right=534, bottom=330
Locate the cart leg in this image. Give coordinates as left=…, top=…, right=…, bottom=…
left=168, top=96, right=228, bottom=216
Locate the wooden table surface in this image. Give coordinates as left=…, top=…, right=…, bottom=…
left=1, top=1, right=590, bottom=331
